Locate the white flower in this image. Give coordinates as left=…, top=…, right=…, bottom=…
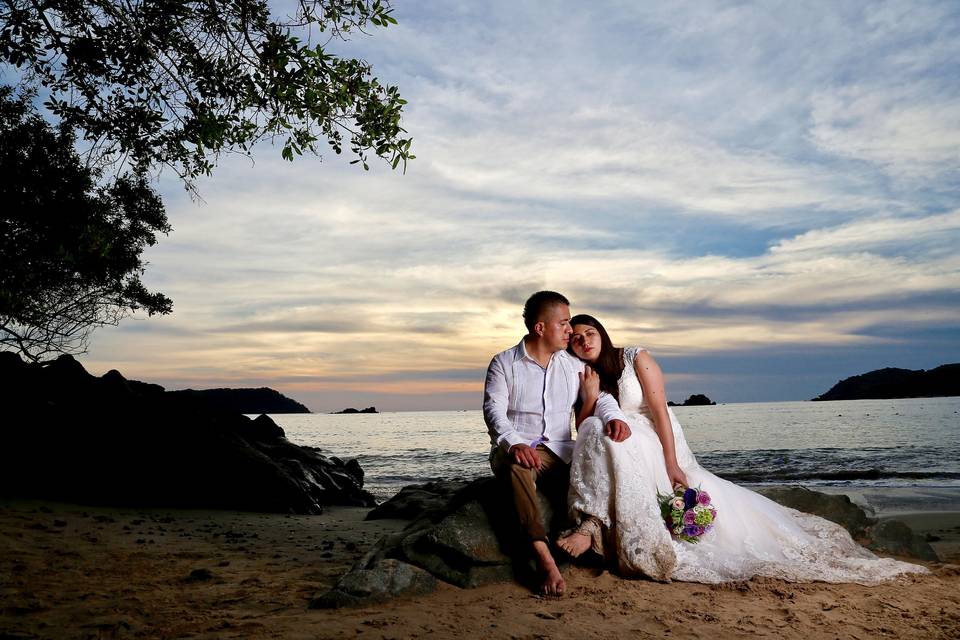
left=672, top=497, right=685, bottom=510
left=693, top=505, right=705, bottom=514
left=673, top=525, right=683, bottom=535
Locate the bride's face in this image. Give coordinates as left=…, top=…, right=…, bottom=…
left=570, top=324, right=602, bottom=362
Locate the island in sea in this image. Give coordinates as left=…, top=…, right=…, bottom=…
left=812, top=363, right=960, bottom=401
left=668, top=393, right=716, bottom=407
left=167, top=387, right=311, bottom=413
left=332, top=406, right=379, bottom=414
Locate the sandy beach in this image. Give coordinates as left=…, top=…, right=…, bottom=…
left=2, top=497, right=959, bottom=639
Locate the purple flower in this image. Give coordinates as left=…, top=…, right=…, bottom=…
left=694, top=525, right=705, bottom=536
left=697, top=491, right=711, bottom=506
left=683, top=525, right=699, bottom=537
left=682, top=510, right=696, bottom=525
left=683, top=488, right=697, bottom=509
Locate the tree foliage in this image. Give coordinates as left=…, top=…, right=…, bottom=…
left=0, top=87, right=172, bottom=360
left=0, top=0, right=413, bottom=190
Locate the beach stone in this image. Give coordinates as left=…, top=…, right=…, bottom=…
left=398, top=499, right=515, bottom=587
left=865, top=519, right=939, bottom=561
left=757, top=487, right=875, bottom=537
left=331, top=477, right=561, bottom=600
left=184, top=568, right=215, bottom=582
left=309, top=559, right=437, bottom=608
left=366, top=480, right=470, bottom=520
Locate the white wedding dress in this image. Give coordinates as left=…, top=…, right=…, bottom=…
left=568, top=346, right=929, bottom=584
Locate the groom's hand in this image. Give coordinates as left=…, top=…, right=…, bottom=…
left=605, top=419, right=631, bottom=442
left=509, top=444, right=542, bottom=470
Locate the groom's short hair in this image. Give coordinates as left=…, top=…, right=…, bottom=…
left=523, top=291, right=570, bottom=331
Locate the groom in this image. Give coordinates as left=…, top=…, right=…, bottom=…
left=483, top=290, right=630, bottom=595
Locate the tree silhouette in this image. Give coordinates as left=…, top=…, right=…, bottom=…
left=0, top=87, right=171, bottom=360
left=0, top=0, right=413, bottom=191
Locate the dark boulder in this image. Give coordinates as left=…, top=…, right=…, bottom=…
left=864, top=519, right=938, bottom=561
left=0, top=352, right=373, bottom=513
left=366, top=480, right=469, bottom=520
left=313, top=477, right=561, bottom=606
left=308, top=559, right=437, bottom=609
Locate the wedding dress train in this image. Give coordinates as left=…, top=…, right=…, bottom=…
left=567, top=346, right=929, bottom=584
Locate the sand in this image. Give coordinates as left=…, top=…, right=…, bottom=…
left=2, top=498, right=959, bottom=639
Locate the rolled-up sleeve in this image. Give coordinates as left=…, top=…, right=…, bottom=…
left=483, top=356, right=526, bottom=451
left=594, top=390, right=627, bottom=426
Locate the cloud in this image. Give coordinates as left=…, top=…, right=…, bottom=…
left=809, top=85, right=960, bottom=183
left=77, top=0, right=960, bottom=408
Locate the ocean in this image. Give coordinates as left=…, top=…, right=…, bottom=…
left=269, top=397, right=960, bottom=504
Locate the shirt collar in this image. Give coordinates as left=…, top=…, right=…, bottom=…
left=516, top=338, right=567, bottom=367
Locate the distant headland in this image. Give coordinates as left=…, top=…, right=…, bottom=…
left=668, top=394, right=717, bottom=407
left=812, top=364, right=960, bottom=401
left=333, top=406, right=379, bottom=414
left=167, top=387, right=311, bottom=414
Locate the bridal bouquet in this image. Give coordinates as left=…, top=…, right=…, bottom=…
left=658, top=486, right=716, bottom=543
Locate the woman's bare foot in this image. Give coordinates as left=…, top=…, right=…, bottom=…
left=532, top=540, right=565, bottom=596
left=557, top=531, right=592, bottom=558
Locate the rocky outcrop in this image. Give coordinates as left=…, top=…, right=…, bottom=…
left=167, top=387, right=311, bottom=414
left=333, top=406, right=379, bottom=414
left=0, top=352, right=373, bottom=513
left=812, top=363, right=960, bottom=401
left=668, top=394, right=717, bottom=407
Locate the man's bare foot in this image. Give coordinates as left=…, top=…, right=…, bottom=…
left=532, top=540, right=565, bottom=596
left=557, top=531, right=592, bottom=558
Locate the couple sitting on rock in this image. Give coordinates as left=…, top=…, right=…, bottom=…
left=483, top=291, right=926, bottom=595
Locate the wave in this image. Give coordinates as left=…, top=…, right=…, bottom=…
left=719, top=469, right=960, bottom=482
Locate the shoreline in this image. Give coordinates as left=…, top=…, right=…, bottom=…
left=2, top=495, right=960, bottom=638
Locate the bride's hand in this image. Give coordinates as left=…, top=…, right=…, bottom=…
left=667, top=463, right=688, bottom=489
left=579, top=365, right=600, bottom=404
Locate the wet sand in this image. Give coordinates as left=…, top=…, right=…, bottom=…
left=1, top=498, right=958, bottom=639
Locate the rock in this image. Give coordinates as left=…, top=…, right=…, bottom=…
left=757, top=487, right=875, bottom=537
left=865, top=520, right=939, bottom=562
left=309, top=559, right=437, bottom=608
left=812, top=363, right=960, bottom=401
left=329, top=477, right=560, bottom=605
left=166, top=387, right=311, bottom=414
left=184, top=568, right=215, bottom=582
left=366, top=480, right=470, bottom=520
left=0, top=352, right=374, bottom=513
left=668, top=394, right=717, bottom=406
left=333, top=406, right=379, bottom=414
left=398, top=499, right=516, bottom=587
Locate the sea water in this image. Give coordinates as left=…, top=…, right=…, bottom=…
left=269, top=397, right=960, bottom=503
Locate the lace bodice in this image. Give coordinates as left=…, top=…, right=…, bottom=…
left=617, top=345, right=648, bottom=416
left=617, top=346, right=697, bottom=469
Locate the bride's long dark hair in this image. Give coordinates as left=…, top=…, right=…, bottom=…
left=568, top=314, right=624, bottom=403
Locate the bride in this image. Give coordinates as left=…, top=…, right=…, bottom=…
left=556, top=314, right=928, bottom=584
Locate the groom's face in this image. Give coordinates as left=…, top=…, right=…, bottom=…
left=538, top=303, right=573, bottom=352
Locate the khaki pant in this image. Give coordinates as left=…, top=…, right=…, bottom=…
left=490, top=445, right=569, bottom=543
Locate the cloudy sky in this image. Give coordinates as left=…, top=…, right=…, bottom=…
left=79, top=0, right=960, bottom=411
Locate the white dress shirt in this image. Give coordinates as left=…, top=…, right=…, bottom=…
left=483, top=338, right=627, bottom=463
